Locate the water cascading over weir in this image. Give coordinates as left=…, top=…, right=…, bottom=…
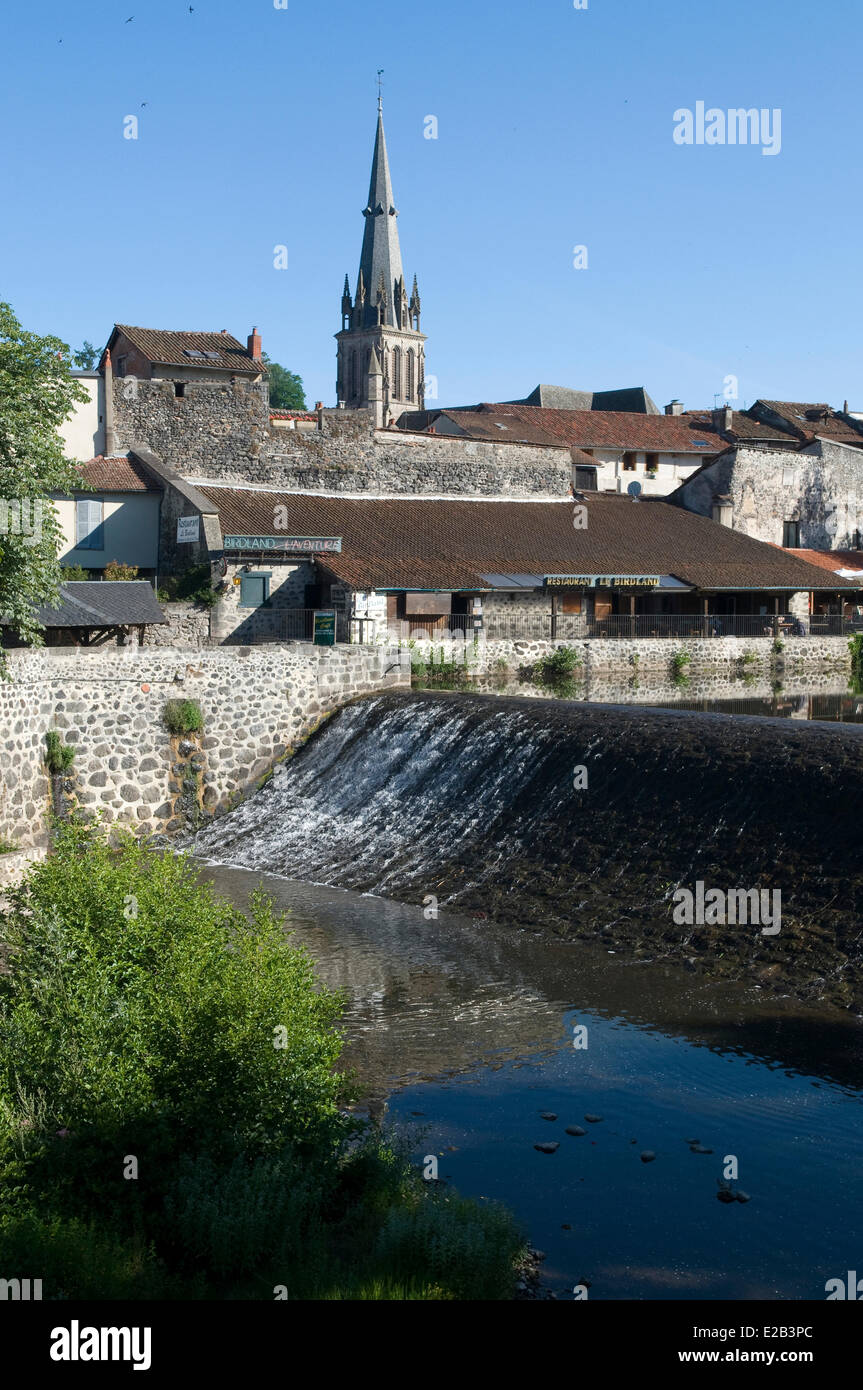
left=193, top=692, right=863, bottom=1009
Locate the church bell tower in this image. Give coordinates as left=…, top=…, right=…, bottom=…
left=336, top=94, right=427, bottom=424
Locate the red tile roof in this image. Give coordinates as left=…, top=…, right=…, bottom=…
left=755, top=401, right=863, bottom=447
left=112, top=325, right=264, bottom=375
left=73, top=457, right=161, bottom=492
left=470, top=404, right=725, bottom=454
left=786, top=549, right=863, bottom=573
left=198, top=487, right=849, bottom=594
left=683, top=410, right=792, bottom=445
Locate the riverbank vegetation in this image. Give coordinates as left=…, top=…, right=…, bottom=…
left=0, top=825, right=524, bottom=1299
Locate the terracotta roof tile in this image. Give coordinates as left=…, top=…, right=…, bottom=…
left=199, top=487, right=848, bottom=593
left=73, top=457, right=161, bottom=492
left=113, top=326, right=264, bottom=375
left=470, top=404, right=725, bottom=454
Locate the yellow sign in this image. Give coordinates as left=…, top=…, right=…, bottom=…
left=545, top=575, right=660, bottom=588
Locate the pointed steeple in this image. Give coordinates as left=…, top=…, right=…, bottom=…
left=358, top=104, right=405, bottom=330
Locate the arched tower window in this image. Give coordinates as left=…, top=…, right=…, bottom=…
left=392, top=347, right=402, bottom=399
left=406, top=350, right=415, bottom=402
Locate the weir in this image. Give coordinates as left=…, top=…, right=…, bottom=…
left=193, top=691, right=863, bottom=1009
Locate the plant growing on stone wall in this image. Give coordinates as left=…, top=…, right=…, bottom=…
left=670, top=651, right=690, bottom=678
left=44, top=730, right=75, bottom=774
left=162, top=698, right=204, bottom=736
left=849, top=634, right=863, bottom=693
left=0, top=838, right=16, bottom=855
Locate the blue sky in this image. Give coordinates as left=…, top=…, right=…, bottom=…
left=2, top=0, right=861, bottom=412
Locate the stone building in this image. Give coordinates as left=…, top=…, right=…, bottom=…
left=335, top=99, right=426, bottom=423
left=668, top=436, right=863, bottom=552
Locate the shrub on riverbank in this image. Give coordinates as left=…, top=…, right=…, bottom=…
left=0, top=825, right=524, bottom=1299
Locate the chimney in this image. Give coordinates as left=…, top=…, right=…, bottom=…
left=247, top=326, right=262, bottom=360
left=316, top=401, right=324, bottom=432
left=103, top=347, right=117, bottom=457
left=665, top=400, right=684, bottom=416
left=712, top=406, right=734, bottom=431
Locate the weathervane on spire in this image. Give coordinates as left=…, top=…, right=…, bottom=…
left=376, top=68, right=384, bottom=113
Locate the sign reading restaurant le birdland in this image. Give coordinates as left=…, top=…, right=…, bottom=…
left=222, top=535, right=343, bottom=554
left=544, top=574, right=661, bottom=588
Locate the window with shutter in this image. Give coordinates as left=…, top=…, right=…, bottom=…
left=239, top=574, right=271, bottom=608
left=76, top=498, right=104, bottom=550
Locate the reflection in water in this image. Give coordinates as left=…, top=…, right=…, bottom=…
left=200, top=865, right=863, bottom=1301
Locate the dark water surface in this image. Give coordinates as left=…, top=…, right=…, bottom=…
left=201, top=863, right=863, bottom=1301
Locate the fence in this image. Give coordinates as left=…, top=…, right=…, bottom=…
left=240, top=609, right=860, bottom=645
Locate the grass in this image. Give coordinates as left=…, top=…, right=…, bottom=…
left=163, top=698, right=204, bottom=736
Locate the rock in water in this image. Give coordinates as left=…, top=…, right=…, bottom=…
left=690, top=1144, right=713, bottom=1154
left=736, top=1190, right=751, bottom=1203
left=565, top=1125, right=587, bottom=1137
left=534, top=1142, right=560, bottom=1154
left=717, top=1189, right=737, bottom=1203
left=584, top=1114, right=603, bottom=1123
left=540, top=1112, right=558, bottom=1121
left=640, top=1150, right=656, bottom=1163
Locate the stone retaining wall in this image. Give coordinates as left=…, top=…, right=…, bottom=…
left=405, top=633, right=852, bottom=676
left=0, top=644, right=410, bottom=848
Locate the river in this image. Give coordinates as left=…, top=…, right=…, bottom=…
left=193, top=690, right=863, bottom=1300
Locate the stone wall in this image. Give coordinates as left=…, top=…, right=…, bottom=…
left=404, top=632, right=852, bottom=677
left=671, top=438, right=863, bottom=550
left=146, top=602, right=212, bottom=649
left=181, top=409, right=573, bottom=499
left=0, top=644, right=409, bottom=849
left=114, top=379, right=270, bottom=479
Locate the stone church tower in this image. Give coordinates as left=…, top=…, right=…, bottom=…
left=336, top=99, right=426, bottom=423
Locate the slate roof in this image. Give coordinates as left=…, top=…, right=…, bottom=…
left=71, top=457, right=162, bottom=492
left=24, top=582, right=166, bottom=629
left=112, top=325, right=264, bottom=375
left=199, top=487, right=849, bottom=593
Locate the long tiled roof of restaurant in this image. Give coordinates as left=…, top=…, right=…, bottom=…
left=199, top=486, right=850, bottom=593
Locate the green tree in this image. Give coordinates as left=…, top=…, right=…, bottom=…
left=71, top=341, right=99, bottom=370
left=262, top=354, right=307, bottom=410
left=0, top=303, right=87, bottom=667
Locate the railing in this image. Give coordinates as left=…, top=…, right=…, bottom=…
left=237, top=609, right=861, bottom=644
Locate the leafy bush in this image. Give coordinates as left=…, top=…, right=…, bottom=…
left=60, top=564, right=90, bottom=581
left=44, top=729, right=74, bottom=773
left=158, top=563, right=220, bottom=609
left=0, top=827, right=524, bottom=1299
left=0, top=827, right=348, bottom=1192
left=162, top=698, right=204, bottom=736
left=103, top=560, right=139, bottom=581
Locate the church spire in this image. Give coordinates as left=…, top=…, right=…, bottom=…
left=357, top=102, right=404, bottom=330
left=335, top=90, right=427, bottom=417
